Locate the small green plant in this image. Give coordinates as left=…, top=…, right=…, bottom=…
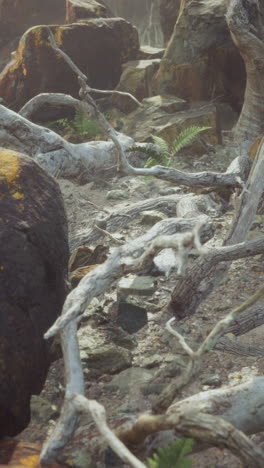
left=128, top=126, right=211, bottom=169
left=71, top=110, right=103, bottom=138
left=147, top=438, right=193, bottom=468
left=46, top=110, right=104, bottom=140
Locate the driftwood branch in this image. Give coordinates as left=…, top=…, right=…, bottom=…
left=169, top=138, right=264, bottom=318
left=72, top=395, right=146, bottom=468
left=40, top=215, right=212, bottom=463
left=45, top=216, right=212, bottom=340
left=153, top=280, right=264, bottom=413
left=116, top=409, right=264, bottom=468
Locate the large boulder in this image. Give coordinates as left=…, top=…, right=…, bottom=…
left=0, top=19, right=139, bottom=110
left=0, top=148, right=69, bottom=437
left=0, top=0, right=109, bottom=72
left=152, top=0, right=246, bottom=111
left=112, top=59, right=161, bottom=113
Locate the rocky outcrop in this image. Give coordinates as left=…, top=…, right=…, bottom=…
left=112, top=59, right=161, bottom=113
left=0, top=19, right=139, bottom=110
left=0, top=148, right=69, bottom=437
left=153, top=0, right=246, bottom=111
left=123, top=95, right=222, bottom=153
left=159, top=0, right=181, bottom=43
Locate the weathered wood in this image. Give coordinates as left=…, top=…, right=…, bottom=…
left=169, top=139, right=264, bottom=318
left=215, top=336, right=264, bottom=357
left=70, top=193, right=215, bottom=250
left=224, top=304, right=264, bottom=337
left=168, top=376, right=264, bottom=435
left=226, top=0, right=264, bottom=144
left=117, top=397, right=264, bottom=468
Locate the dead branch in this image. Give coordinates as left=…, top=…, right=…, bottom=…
left=40, top=215, right=212, bottom=463
left=19, top=93, right=86, bottom=120
left=153, top=282, right=264, bottom=413
left=116, top=409, right=264, bottom=468
left=72, top=395, right=146, bottom=468
left=45, top=215, right=212, bottom=340
left=169, top=138, right=264, bottom=318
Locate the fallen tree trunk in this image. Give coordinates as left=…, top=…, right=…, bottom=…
left=70, top=192, right=218, bottom=250
left=0, top=104, right=135, bottom=182
left=168, top=376, right=264, bottom=435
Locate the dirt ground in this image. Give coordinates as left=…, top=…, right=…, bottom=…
left=16, top=146, right=264, bottom=468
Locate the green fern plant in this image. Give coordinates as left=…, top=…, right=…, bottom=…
left=71, top=110, right=103, bottom=138
left=147, top=438, right=193, bottom=468
left=138, top=126, right=211, bottom=168
left=46, top=110, right=104, bottom=139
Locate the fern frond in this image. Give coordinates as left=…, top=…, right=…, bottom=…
left=171, top=126, right=211, bottom=155
left=150, top=134, right=170, bottom=155
left=147, top=438, right=193, bottom=468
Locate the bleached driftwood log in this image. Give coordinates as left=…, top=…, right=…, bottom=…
left=169, top=137, right=264, bottom=318
left=0, top=99, right=250, bottom=187
left=168, top=376, right=264, bottom=435
left=116, top=405, right=264, bottom=468
left=40, top=215, right=213, bottom=464
left=0, top=104, right=135, bottom=181
left=70, top=192, right=218, bottom=250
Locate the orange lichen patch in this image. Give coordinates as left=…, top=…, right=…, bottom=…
left=0, top=149, right=25, bottom=201
left=0, top=440, right=68, bottom=468
left=70, top=264, right=98, bottom=287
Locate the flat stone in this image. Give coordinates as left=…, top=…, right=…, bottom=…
left=140, top=210, right=167, bottom=225
left=142, top=354, right=163, bottom=368
left=117, top=301, right=148, bottom=334
left=106, top=189, right=129, bottom=200
left=30, top=396, right=59, bottom=422
left=70, top=450, right=93, bottom=468
left=108, top=367, right=154, bottom=397
left=201, top=374, right=222, bottom=387
left=159, top=186, right=182, bottom=195
left=117, top=275, right=157, bottom=296
left=143, top=94, right=188, bottom=113
left=80, top=343, right=132, bottom=377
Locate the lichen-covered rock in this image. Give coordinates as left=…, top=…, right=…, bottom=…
left=112, top=59, right=161, bottom=113
left=0, top=0, right=108, bottom=72
left=0, top=440, right=67, bottom=468
left=0, top=19, right=139, bottom=110
left=0, top=148, right=69, bottom=437
left=153, top=0, right=246, bottom=111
